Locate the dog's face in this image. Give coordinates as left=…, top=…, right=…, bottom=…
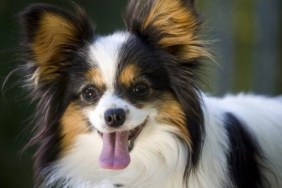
left=65, top=32, right=179, bottom=170
left=20, top=0, right=209, bottom=185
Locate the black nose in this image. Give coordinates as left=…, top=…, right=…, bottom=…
left=104, top=108, right=126, bottom=127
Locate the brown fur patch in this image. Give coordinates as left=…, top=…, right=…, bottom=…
left=144, top=0, right=209, bottom=59
left=32, top=13, right=75, bottom=65
left=127, top=0, right=211, bottom=60
left=119, top=64, right=140, bottom=86
left=85, top=68, right=105, bottom=89
left=156, top=93, right=192, bottom=145
left=60, top=103, right=89, bottom=151
left=31, top=12, right=77, bottom=82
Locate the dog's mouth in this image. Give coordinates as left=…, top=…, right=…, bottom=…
left=97, top=120, right=146, bottom=150
left=98, top=119, right=147, bottom=170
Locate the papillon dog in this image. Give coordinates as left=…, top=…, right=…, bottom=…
left=19, top=0, right=282, bottom=187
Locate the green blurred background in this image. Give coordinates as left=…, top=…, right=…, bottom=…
left=0, top=0, right=281, bottom=187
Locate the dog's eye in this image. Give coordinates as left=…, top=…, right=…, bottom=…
left=82, top=86, right=99, bottom=101
left=132, top=83, right=150, bottom=97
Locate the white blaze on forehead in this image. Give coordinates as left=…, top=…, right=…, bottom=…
left=88, top=32, right=130, bottom=91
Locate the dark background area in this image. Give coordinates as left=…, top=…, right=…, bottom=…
left=0, top=0, right=281, bottom=187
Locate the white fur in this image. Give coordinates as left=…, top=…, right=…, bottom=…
left=187, top=97, right=233, bottom=188
left=86, top=32, right=152, bottom=134
left=88, top=32, right=130, bottom=91
left=46, top=117, right=188, bottom=188
left=204, top=94, right=282, bottom=188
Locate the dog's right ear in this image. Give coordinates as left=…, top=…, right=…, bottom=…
left=20, top=4, right=94, bottom=84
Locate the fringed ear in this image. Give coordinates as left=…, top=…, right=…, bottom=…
left=19, top=4, right=95, bottom=178
left=126, top=0, right=206, bottom=179
left=125, top=0, right=209, bottom=61
left=20, top=4, right=94, bottom=84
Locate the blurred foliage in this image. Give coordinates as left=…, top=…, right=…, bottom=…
left=0, top=0, right=281, bottom=187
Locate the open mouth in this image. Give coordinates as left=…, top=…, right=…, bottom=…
left=98, top=118, right=147, bottom=170
left=97, top=119, right=146, bottom=150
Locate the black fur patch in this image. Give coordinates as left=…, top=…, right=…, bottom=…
left=116, top=35, right=170, bottom=104
left=225, top=112, right=266, bottom=188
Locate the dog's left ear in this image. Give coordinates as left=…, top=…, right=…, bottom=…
left=125, top=0, right=208, bottom=61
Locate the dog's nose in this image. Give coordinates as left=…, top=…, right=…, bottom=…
left=104, top=108, right=126, bottom=127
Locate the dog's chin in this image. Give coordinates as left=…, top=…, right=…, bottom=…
left=96, top=118, right=147, bottom=170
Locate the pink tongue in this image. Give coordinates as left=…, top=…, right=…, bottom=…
left=99, top=131, right=130, bottom=170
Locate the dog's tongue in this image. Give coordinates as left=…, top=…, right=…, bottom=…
left=99, top=131, right=130, bottom=170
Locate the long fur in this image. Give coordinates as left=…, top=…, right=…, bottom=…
left=18, top=1, right=282, bottom=188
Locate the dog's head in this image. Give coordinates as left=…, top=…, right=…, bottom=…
left=20, top=0, right=209, bottom=185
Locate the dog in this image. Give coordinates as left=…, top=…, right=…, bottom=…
left=19, top=0, right=282, bottom=187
